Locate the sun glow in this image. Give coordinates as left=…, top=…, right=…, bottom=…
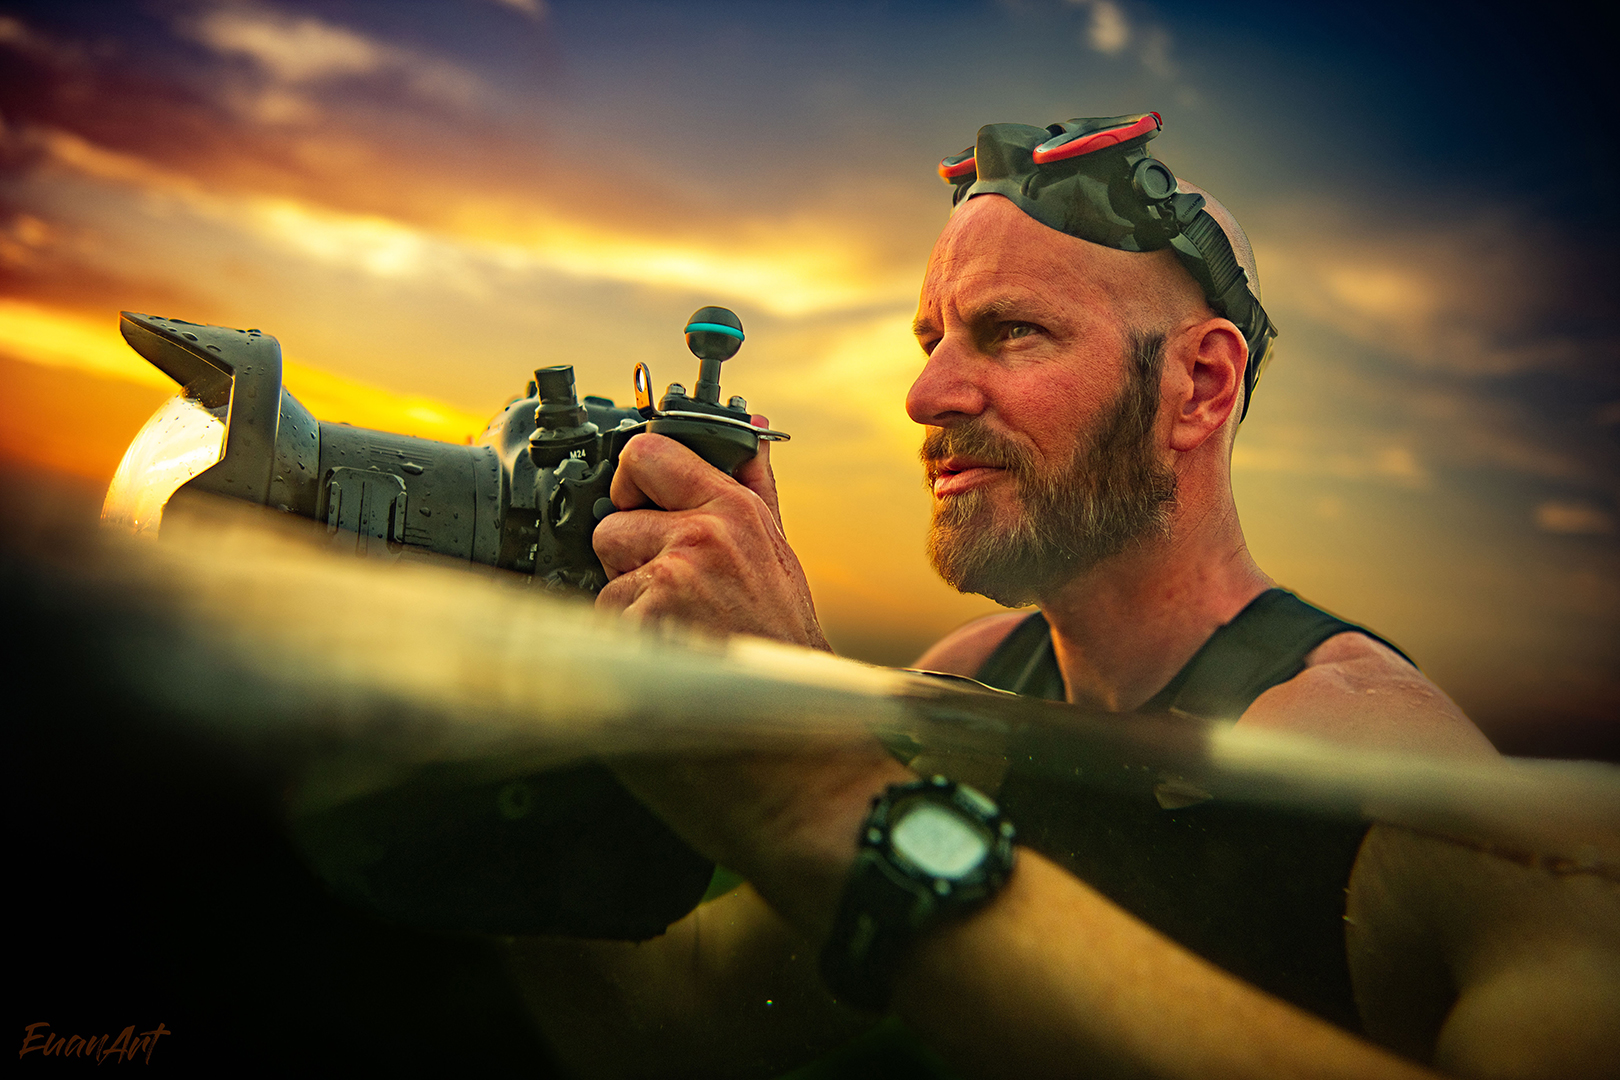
left=0, top=300, right=488, bottom=445
left=0, top=300, right=175, bottom=390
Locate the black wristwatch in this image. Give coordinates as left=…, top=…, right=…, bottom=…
left=819, top=776, right=1016, bottom=1012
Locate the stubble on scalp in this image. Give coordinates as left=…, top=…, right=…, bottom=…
left=923, top=332, right=1178, bottom=607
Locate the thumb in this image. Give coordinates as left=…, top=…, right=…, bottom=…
left=734, top=414, right=784, bottom=527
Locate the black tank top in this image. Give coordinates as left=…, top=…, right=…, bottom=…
left=979, top=589, right=1408, bottom=1032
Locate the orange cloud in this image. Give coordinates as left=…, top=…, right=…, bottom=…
left=1535, top=501, right=1616, bottom=536
left=19, top=118, right=914, bottom=318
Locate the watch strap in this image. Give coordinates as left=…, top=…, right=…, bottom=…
left=820, top=848, right=934, bottom=1011
left=819, top=778, right=1015, bottom=1012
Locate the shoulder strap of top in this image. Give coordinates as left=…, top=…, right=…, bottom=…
left=973, top=611, right=1066, bottom=701
left=1140, top=589, right=1412, bottom=720
left=973, top=590, right=1412, bottom=717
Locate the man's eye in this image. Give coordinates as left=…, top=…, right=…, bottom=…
left=1004, top=323, right=1037, bottom=340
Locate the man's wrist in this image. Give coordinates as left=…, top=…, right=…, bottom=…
left=641, top=748, right=913, bottom=937
left=819, top=777, right=1017, bottom=1011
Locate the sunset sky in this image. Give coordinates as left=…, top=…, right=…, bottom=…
left=2, top=0, right=1615, bottom=756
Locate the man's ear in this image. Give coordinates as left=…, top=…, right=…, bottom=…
left=1167, top=319, right=1247, bottom=453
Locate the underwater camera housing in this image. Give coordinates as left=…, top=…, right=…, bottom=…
left=104, top=305, right=786, bottom=595
left=101, top=306, right=785, bottom=939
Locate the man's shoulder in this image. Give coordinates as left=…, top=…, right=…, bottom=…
left=1241, top=630, right=1496, bottom=757
left=1293, top=630, right=1434, bottom=701
left=911, top=611, right=1034, bottom=678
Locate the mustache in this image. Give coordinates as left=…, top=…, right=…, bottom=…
left=919, top=422, right=1034, bottom=484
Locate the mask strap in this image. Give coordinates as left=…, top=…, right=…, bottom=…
left=1170, top=209, right=1277, bottom=421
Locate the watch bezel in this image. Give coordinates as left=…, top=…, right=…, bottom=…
left=862, top=777, right=1015, bottom=914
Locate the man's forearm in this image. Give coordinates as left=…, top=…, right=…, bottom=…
left=518, top=753, right=1438, bottom=1079
left=612, top=742, right=1438, bottom=1079
left=889, top=850, right=1435, bottom=1080
left=707, top=758, right=1436, bottom=1079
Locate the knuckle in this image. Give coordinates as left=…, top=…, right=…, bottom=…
left=591, top=522, right=640, bottom=568
left=671, top=515, right=723, bottom=551
left=594, top=576, right=633, bottom=611
left=714, top=483, right=764, bottom=521
left=616, top=435, right=649, bottom=469
left=642, top=554, right=686, bottom=591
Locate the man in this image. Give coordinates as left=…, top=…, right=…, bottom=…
left=510, top=115, right=1618, bottom=1078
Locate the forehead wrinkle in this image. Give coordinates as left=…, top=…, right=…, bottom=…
left=923, top=221, right=1095, bottom=326
left=928, top=265, right=1103, bottom=349
left=918, top=255, right=1081, bottom=333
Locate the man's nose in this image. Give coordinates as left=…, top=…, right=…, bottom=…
left=906, top=339, right=986, bottom=426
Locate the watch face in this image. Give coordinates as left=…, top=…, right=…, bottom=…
left=889, top=797, right=991, bottom=879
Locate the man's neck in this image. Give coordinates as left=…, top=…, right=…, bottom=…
left=1038, top=500, right=1272, bottom=712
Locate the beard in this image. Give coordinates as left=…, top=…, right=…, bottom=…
left=923, top=332, right=1178, bottom=607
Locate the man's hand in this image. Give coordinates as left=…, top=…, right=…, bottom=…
left=593, top=425, right=829, bottom=651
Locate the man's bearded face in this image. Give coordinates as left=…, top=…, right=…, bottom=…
left=923, top=333, right=1178, bottom=607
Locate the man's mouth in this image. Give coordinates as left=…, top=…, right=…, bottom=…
left=929, top=456, right=1007, bottom=498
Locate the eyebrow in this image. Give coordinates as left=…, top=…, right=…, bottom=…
left=912, top=298, right=1026, bottom=339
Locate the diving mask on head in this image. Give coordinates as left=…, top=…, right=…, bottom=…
left=938, top=112, right=1277, bottom=420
